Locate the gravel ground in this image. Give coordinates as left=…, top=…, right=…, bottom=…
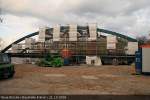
left=0, top=64, right=150, bottom=95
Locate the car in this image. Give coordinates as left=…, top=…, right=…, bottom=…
left=0, top=53, right=15, bottom=79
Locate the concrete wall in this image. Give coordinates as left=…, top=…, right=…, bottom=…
left=107, top=35, right=117, bottom=49
left=11, top=57, right=25, bottom=64
left=86, top=56, right=102, bottom=66
left=88, top=23, right=97, bottom=41
left=69, top=24, right=77, bottom=41
left=38, top=27, right=46, bottom=42
left=53, top=24, right=60, bottom=41
left=11, top=57, right=40, bottom=64
left=127, top=42, right=138, bottom=55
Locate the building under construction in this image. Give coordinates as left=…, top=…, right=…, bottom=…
left=9, top=24, right=138, bottom=65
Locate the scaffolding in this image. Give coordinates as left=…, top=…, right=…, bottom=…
left=11, top=24, right=132, bottom=65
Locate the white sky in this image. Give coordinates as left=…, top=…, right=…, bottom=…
left=0, top=0, right=150, bottom=47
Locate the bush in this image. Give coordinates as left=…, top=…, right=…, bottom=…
left=45, top=53, right=52, bottom=61
left=37, top=59, right=52, bottom=67
left=36, top=57, right=63, bottom=67
left=51, top=57, right=63, bottom=67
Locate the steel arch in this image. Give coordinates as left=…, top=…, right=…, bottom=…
left=1, top=26, right=137, bottom=53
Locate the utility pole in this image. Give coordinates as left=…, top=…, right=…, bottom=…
left=0, top=0, right=3, bottom=23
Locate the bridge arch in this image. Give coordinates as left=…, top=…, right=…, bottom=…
left=1, top=26, right=137, bottom=53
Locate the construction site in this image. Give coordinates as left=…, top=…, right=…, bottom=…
left=4, top=24, right=138, bottom=66
left=1, top=24, right=150, bottom=95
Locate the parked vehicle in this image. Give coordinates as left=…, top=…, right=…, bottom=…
left=0, top=53, right=15, bottom=79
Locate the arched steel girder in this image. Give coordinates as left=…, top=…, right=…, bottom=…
left=1, top=26, right=137, bottom=53
left=97, top=28, right=137, bottom=42
left=1, top=32, right=39, bottom=53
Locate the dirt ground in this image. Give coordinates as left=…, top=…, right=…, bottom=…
left=0, top=64, right=150, bottom=95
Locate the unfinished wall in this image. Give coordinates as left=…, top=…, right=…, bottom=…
left=107, top=35, right=117, bottom=49
left=53, top=24, right=60, bottom=41
left=69, top=24, right=77, bottom=41
left=127, top=42, right=138, bottom=55
left=88, top=23, right=97, bottom=41
left=38, top=27, right=46, bottom=42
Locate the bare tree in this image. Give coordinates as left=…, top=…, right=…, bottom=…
left=136, top=35, right=150, bottom=45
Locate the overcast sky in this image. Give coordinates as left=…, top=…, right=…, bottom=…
left=0, top=0, right=150, bottom=47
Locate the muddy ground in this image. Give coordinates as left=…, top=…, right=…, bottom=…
left=0, top=64, right=150, bottom=95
